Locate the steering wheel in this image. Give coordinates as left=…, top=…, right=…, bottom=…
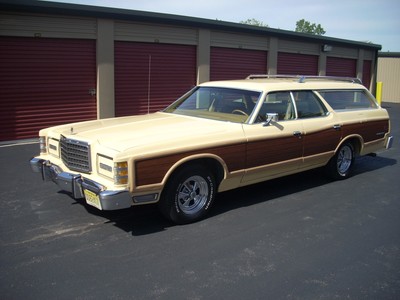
left=232, top=109, right=249, bottom=117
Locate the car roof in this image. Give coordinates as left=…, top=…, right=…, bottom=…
left=199, top=75, right=366, bottom=92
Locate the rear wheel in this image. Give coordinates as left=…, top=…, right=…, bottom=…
left=159, top=164, right=216, bottom=224
left=326, top=142, right=355, bottom=180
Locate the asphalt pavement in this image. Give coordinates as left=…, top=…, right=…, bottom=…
left=1, top=103, right=399, bottom=299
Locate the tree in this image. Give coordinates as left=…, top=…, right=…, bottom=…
left=240, top=18, right=268, bottom=27
left=295, top=19, right=326, bottom=35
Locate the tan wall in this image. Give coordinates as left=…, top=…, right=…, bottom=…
left=377, top=57, right=400, bottom=103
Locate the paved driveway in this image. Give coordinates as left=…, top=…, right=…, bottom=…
left=1, top=103, right=399, bottom=299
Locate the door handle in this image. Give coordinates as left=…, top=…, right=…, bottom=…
left=293, top=131, right=302, bottom=138
left=333, top=124, right=342, bottom=131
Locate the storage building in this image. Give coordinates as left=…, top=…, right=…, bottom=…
left=0, top=0, right=382, bottom=141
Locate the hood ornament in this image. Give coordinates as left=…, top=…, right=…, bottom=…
left=70, top=127, right=74, bottom=135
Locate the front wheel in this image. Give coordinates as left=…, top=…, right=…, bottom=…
left=326, top=142, right=355, bottom=180
left=158, top=164, right=216, bottom=224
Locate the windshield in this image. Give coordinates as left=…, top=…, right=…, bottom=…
left=164, top=87, right=262, bottom=123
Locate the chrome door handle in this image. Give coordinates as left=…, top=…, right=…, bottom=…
left=293, top=131, right=302, bottom=137
left=333, top=124, right=341, bottom=130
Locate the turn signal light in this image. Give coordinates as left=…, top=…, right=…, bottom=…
left=114, top=161, right=128, bottom=185
left=39, top=136, right=47, bottom=154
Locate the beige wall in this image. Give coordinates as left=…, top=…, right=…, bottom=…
left=377, top=56, right=400, bottom=103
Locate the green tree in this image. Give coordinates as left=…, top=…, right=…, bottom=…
left=240, top=18, right=268, bottom=27
left=295, top=19, right=326, bottom=35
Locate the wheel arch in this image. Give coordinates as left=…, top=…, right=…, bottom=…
left=336, top=135, right=363, bottom=157
left=162, top=154, right=227, bottom=188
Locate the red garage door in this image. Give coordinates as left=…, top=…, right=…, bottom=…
left=0, top=37, right=97, bottom=141
left=326, top=57, right=357, bottom=77
left=210, top=47, right=267, bottom=81
left=278, top=52, right=318, bottom=75
left=115, top=42, right=196, bottom=116
left=363, top=60, right=372, bottom=89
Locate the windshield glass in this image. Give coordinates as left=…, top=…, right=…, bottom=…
left=164, top=87, right=262, bottom=123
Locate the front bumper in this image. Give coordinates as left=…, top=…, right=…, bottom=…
left=30, top=158, right=133, bottom=210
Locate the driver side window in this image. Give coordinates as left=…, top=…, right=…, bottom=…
left=257, top=91, right=295, bottom=122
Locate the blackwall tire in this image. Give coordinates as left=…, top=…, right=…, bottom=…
left=159, top=164, right=216, bottom=224
left=326, top=142, right=355, bottom=180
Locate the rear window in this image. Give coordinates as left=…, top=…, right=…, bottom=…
left=318, top=90, right=378, bottom=110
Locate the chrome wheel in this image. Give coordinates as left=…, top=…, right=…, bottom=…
left=177, top=175, right=209, bottom=215
left=337, top=144, right=353, bottom=175
left=159, top=164, right=216, bottom=224
left=326, top=141, right=355, bottom=180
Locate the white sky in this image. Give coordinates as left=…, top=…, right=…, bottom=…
left=43, top=0, right=400, bottom=52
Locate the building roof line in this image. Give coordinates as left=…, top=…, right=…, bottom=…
left=0, top=0, right=382, bottom=50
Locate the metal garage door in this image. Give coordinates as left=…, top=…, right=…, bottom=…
left=0, top=37, right=96, bottom=141
left=326, top=57, right=357, bottom=77
left=278, top=52, right=318, bottom=75
left=210, top=47, right=267, bottom=81
left=114, top=42, right=196, bottom=117
left=363, top=60, right=372, bottom=88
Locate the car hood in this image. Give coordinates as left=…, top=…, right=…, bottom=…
left=46, top=112, right=245, bottom=153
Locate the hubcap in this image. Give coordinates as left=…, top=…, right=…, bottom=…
left=337, top=145, right=353, bottom=175
left=177, top=176, right=209, bottom=215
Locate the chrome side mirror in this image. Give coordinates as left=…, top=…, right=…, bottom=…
left=264, top=113, right=278, bottom=126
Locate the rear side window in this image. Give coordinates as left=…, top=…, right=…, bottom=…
left=318, top=90, right=378, bottom=110
left=292, top=91, right=328, bottom=119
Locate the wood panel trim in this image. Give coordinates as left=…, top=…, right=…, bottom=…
left=134, top=143, right=246, bottom=187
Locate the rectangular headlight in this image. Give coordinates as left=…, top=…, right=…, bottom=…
left=48, top=138, right=59, bottom=157
left=97, top=154, right=114, bottom=179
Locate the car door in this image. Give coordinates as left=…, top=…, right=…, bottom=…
left=293, top=90, right=342, bottom=169
left=241, top=91, right=303, bottom=185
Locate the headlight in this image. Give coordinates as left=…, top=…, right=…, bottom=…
left=48, top=138, right=59, bottom=158
left=97, top=155, right=128, bottom=185
left=97, top=154, right=114, bottom=178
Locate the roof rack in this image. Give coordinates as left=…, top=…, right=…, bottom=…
left=246, top=74, right=362, bottom=84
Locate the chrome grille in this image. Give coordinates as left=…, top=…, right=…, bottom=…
left=60, top=136, right=91, bottom=173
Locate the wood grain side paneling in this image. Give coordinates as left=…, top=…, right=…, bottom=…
left=134, top=143, right=246, bottom=186
left=303, top=128, right=341, bottom=157
left=246, top=135, right=302, bottom=168
left=342, top=119, right=389, bottom=143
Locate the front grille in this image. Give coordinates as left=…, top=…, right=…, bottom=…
left=60, top=135, right=91, bottom=173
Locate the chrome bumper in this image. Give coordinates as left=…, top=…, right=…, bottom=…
left=386, top=136, right=394, bottom=149
left=30, top=158, right=133, bottom=210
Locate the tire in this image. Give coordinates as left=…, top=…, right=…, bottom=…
left=326, top=142, right=355, bottom=180
left=158, top=164, right=216, bottom=224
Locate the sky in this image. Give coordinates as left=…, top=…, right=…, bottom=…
left=43, top=0, right=400, bottom=52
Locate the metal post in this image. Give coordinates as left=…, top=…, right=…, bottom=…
left=376, top=81, right=383, bottom=105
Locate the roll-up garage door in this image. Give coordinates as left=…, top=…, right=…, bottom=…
left=362, top=60, right=372, bottom=89
left=114, top=42, right=196, bottom=117
left=326, top=57, right=357, bottom=77
left=0, top=37, right=96, bottom=141
left=210, top=47, right=267, bottom=81
left=277, top=52, right=318, bottom=75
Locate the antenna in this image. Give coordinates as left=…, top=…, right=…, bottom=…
left=147, top=55, right=152, bottom=114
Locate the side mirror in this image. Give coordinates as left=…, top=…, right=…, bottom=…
left=264, top=113, right=279, bottom=126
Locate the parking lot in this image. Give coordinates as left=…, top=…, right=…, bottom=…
left=1, top=103, right=399, bottom=300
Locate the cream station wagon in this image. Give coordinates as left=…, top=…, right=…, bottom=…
left=30, top=75, right=393, bottom=224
